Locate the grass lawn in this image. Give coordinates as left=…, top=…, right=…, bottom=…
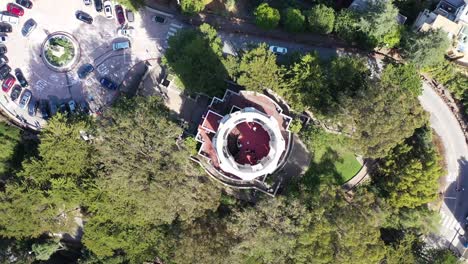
left=301, top=127, right=363, bottom=185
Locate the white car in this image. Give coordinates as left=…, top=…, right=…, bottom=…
left=0, top=36, right=7, bottom=43
left=103, top=1, right=113, bottom=19
left=269, top=46, right=288, bottom=55
left=0, top=13, right=19, bottom=25
left=83, top=0, right=91, bottom=5
left=118, top=27, right=134, bottom=37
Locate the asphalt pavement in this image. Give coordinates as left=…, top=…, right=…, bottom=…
left=419, top=82, right=468, bottom=255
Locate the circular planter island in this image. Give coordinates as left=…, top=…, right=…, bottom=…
left=42, top=32, right=80, bottom=72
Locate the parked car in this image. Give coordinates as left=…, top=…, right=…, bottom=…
left=83, top=0, right=92, bottom=5
left=100, top=77, right=117, bottom=90
left=7, top=3, right=24, bottom=16
left=152, top=15, right=166, bottom=24
left=28, top=98, right=37, bottom=116
left=68, top=100, right=76, bottom=113
left=118, top=26, right=134, bottom=37
left=103, top=1, right=113, bottom=19
left=269, top=46, right=287, bottom=55
left=112, top=40, right=130, bottom=51
left=22, top=18, right=36, bottom=37
left=115, top=5, right=125, bottom=25
left=94, top=0, right=102, bottom=12
left=14, top=68, right=28, bottom=87
left=0, top=45, right=6, bottom=54
left=0, top=35, right=7, bottom=43
left=0, top=55, right=8, bottom=66
left=126, top=9, right=134, bottom=22
left=49, top=101, right=57, bottom=116
left=76, top=11, right=93, bottom=24
left=39, top=99, right=50, bottom=119
left=15, top=0, right=32, bottom=9
left=0, top=64, right=11, bottom=79
left=0, top=23, right=12, bottom=33
left=0, top=13, right=20, bottom=25
left=10, top=84, right=21, bottom=101
left=19, top=89, right=32, bottom=109
left=2, top=75, right=15, bottom=92
left=78, top=63, right=94, bottom=79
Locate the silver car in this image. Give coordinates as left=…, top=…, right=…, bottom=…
left=103, top=0, right=113, bottom=19
left=22, top=19, right=37, bottom=37
left=19, top=89, right=32, bottom=109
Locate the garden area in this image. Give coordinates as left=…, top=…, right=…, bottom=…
left=44, top=36, right=76, bottom=67
left=301, top=126, right=362, bottom=185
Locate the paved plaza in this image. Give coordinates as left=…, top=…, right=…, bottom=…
left=0, top=0, right=177, bottom=129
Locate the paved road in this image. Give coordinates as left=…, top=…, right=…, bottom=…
left=419, top=83, right=468, bottom=254
left=219, top=32, right=343, bottom=60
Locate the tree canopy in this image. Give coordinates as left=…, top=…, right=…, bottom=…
left=254, top=3, right=281, bottom=30
left=402, top=29, right=451, bottom=68
left=163, top=24, right=227, bottom=96
left=306, top=4, right=335, bottom=34
left=283, top=7, right=305, bottom=32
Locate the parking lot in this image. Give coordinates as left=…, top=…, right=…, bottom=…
left=0, top=0, right=181, bottom=129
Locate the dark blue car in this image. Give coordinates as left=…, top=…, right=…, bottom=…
left=100, top=77, right=117, bottom=90
left=78, top=63, right=94, bottom=79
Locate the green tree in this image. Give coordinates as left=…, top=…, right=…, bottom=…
left=163, top=24, right=227, bottom=96
left=0, top=122, right=22, bottom=175
left=402, top=29, right=451, bottom=68
left=381, top=63, right=422, bottom=96
left=32, top=240, right=64, bottom=261
left=83, top=96, right=221, bottom=262
left=115, top=0, right=144, bottom=11
left=283, top=8, right=305, bottom=32
left=306, top=4, right=335, bottom=34
left=358, top=1, right=401, bottom=47
left=232, top=43, right=283, bottom=92
left=334, top=9, right=362, bottom=43
left=254, top=3, right=280, bottom=30
left=341, top=62, right=427, bottom=158
left=19, top=113, right=92, bottom=187
left=281, top=52, right=326, bottom=111
left=373, top=127, right=444, bottom=209
left=180, top=0, right=206, bottom=15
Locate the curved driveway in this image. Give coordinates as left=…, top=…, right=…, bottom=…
left=419, top=82, right=468, bottom=253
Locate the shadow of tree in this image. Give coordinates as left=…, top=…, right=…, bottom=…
left=163, top=26, right=229, bottom=97
left=294, top=147, right=344, bottom=193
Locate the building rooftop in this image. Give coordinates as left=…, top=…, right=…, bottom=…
left=195, top=90, right=292, bottom=181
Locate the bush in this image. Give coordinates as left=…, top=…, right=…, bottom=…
left=306, top=4, right=335, bottom=34
left=289, top=119, right=303, bottom=133
left=254, top=3, right=280, bottom=30
left=180, top=0, right=206, bottom=15
left=283, top=8, right=305, bottom=33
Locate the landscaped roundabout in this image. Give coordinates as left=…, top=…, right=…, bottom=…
left=41, top=32, right=80, bottom=72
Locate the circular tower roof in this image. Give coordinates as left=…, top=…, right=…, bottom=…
left=213, top=107, right=286, bottom=181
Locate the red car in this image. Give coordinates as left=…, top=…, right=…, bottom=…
left=115, top=5, right=125, bottom=25
left=2, top=75, right=15, bottom=92
left=7, top=3, right=24, bottom=16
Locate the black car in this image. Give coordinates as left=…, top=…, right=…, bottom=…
left=14, top=69, right=28, bottom=87
left=100, top=77, right=117, bottom=90
left=94, top=0, right=103, bottom=12
left=76, top=11, right=93, bottom=24
left=10, top=85, right=22, bottom=101
left=28, top=99, right=37, bottom=116
left=39, top=99, right=50, bottom=119
left=15, top=0, right=32, bottom=9
left=0, top=64, right=11, bottom=80
left=0, top=23, right=12, bottom=33
left=78, top=63, right=94, bottom=79
left=0, top=45, right=6, bottom=55
left=22, top=19, right=37, bottom=37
